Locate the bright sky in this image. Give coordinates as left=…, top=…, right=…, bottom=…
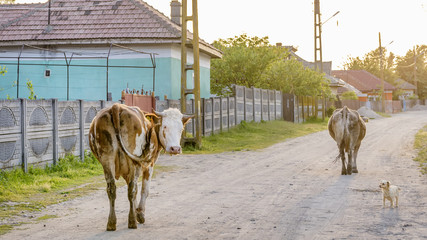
left=15, top=0, right=427, bottom=69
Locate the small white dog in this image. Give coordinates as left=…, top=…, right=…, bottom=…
left=379, top=180, right=400, bottom=208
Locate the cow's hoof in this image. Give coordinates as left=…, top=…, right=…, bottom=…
left=352, top=169, right=358, bottom=173
left=106, top=225, right=116, bottom=231
left=137, top=212, right=145, bottom=224
left=128, top=222, right=137, bottom=229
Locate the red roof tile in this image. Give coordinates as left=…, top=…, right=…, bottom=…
left=332, top=70, right=395, bottom=92
left=0, top=0, right=221, bottom=57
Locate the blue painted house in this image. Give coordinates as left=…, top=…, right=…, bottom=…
left=0, top=0, right=221, bottom=101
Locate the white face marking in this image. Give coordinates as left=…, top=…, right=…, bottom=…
left=158, top=109, right=185, bottom=154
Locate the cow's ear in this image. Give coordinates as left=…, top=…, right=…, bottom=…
left=145, top=113, right=160, bottom=124
left=182, top=115, right=194, bottom=125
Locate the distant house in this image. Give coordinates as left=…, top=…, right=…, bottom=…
left=331, top=70, right=395, bottom=102
left=0, top=0, right=222, bottom=101
left=282, top=44, right=344, bottom=94
left=395, top=78, right=416, bottom=99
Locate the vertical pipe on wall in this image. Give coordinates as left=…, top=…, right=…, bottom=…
left=79, top=99, right=84, bottom=161
left=52, top=98, right=58, bottom=165
left=17, top=45, right=25, bottom=98
left=20, top=98, right=27, bottom=173
left=106, top=43, right=112, bottom=101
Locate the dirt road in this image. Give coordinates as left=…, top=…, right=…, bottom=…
left=2, top=110, right=427, bottom=240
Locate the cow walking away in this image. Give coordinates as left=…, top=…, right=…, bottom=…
left=89, top=103, right=192, bottom=231
left=328, top=106, right=366, bottom=175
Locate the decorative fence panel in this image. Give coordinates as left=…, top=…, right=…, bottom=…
left=253, top=88, right=262, bottom=122
left=244, top=87, right=254, bottom=122
left=0, top=99, right=113, bottom=171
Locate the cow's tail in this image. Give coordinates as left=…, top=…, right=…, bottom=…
left=334, top=106, right=349, bottom=163
left=110, top=104, right=152, bottom=163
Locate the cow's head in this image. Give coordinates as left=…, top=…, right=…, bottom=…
left=153, top=108, right=193, bottom=155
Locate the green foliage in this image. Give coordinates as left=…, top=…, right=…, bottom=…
left=0, top=0, right=15, bottom=3
left=261, top=58, right=331, bottom=97
left=343, top=47, right=398, bottom=86
left=0, top=66, right=6, bottom=76
left=414, top=125, right=427, bottom=174
left=326, top=105, right=336, bottom=117
left=340, top=91, right=358, bottom=100
left=392, top=89, right=405, bottom=100
left=183, top=119, right=328, bottom=154
left=395, top=45, right=427, bottom=99
left=210, top=34, right=331, bottom=97
left=26, top=80, right=36, bottom=100
left=211, top=34, right=286, bottom=96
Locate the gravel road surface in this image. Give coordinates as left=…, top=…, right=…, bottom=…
left=2, top=110, right=427, bottom=240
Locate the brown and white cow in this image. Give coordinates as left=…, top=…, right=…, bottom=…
left=89, top=103, right=192, bottom=231
left=328, top=106, right=366, bottom=175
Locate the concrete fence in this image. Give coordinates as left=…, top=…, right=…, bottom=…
left=155, top=86, right=284, bottom=137
left=0, top=99, right=115, bottom=171
left=0, top=86, right=327, bottom=171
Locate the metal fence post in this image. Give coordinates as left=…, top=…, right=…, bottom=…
left=52, top=98, right=58, bottom=165
left=20, top=98, right=27, bottom=173
left=79, top=100, right=85, bottom=161
left=243, top=86, right=247, bottom=122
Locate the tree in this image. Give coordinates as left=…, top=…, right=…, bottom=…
left=343, top=47, right=398, bottom=85
left=210, top=34, right=331, bottom=97
left=0, top=0, right=15, bottom=3
left=341, top=91, right=358, bottom=100
left=260, top=58, right=331, bottom=97
left=210, top=34, right=286, bottom=96
left=395, top=45, right=427, bottom=99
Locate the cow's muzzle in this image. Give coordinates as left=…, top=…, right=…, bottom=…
left=169, top=146, right=181, bottom=155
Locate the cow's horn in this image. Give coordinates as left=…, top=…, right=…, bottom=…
left=183, top=114, right=194, bottom=119
left=153, top=109, right=164, bottom=117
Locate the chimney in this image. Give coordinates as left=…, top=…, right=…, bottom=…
left=276, top=42, right=282, bottom=47
left=170, top=0, right=181, bottom=25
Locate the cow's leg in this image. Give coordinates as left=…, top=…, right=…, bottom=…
left=352, top=145, right=360, bottom=173
left=340, top=148, right=347, bottom=175
left=104, top=171, right=117, bottom=231
left=137, top=165, right=153, bottom=224
left=127, top=171, right=139, bottom=229
left=347, top=150, right=353, bottom=175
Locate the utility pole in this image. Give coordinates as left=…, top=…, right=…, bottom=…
left=180, top=0, right=202, bottom=148
left=314, top=0, right=325, bottom=120
left=379, top=32, right=385, bottom=112
left=314, top=0, right=323, bottom=73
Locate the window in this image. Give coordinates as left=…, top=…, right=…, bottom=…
left=45, top=69, right=51, bottom=78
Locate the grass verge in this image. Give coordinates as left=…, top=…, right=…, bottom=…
left=0, top=152, right=175, bottom=235
left=183, top=118, right=328, bottom=154
left=414, top=124, right=427, bottom=174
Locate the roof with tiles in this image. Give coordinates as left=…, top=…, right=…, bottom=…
left=0, top=0, right=221, bottom=57
left=331, top=70, right=396, bottom=92
left=395, top=78, right=416, bottom=90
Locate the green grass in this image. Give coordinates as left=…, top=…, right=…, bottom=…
left=414, top=125, right=427, bottom=174
left=183, top=118, right=328, bottom=154
left=376, top=111, right=391, bottom=118
left=0, top=152, right=176, bottom=235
